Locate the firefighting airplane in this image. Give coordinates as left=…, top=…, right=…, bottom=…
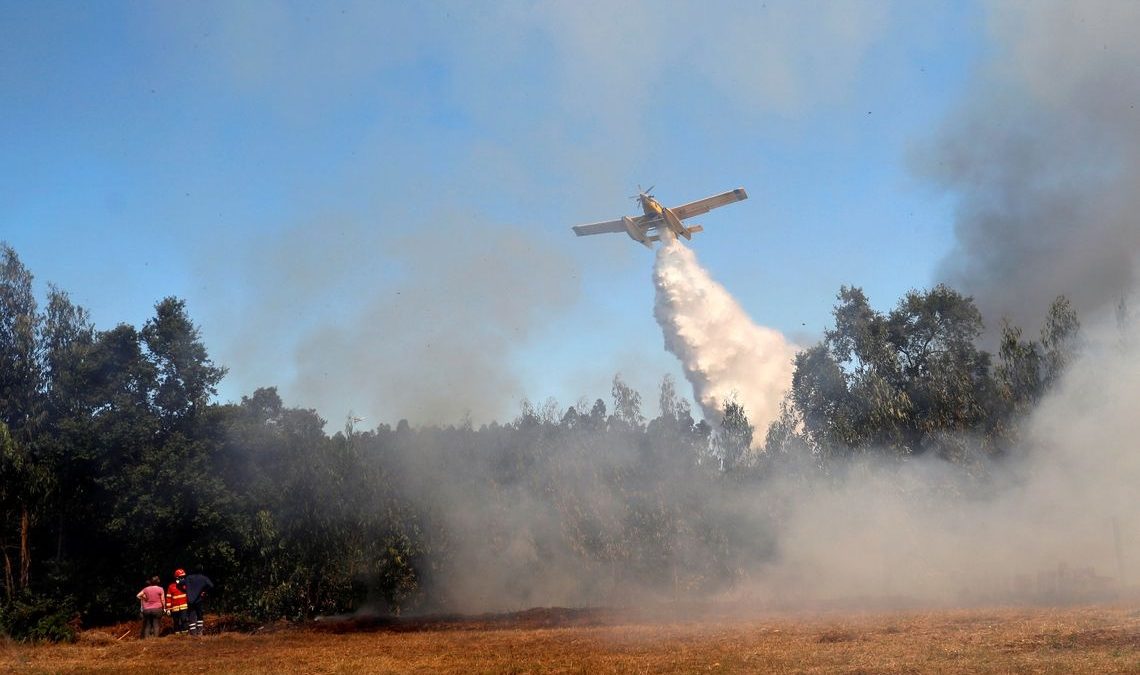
left=571, top=186, right=748, bottom=247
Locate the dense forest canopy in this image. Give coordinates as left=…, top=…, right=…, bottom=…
left=0, top=243, right=1085, bottom=640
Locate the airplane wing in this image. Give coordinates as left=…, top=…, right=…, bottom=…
left=668, top=188, right=748, bottom=221
left=572, top=215, right=659, bottom=236
left=571, top=219, right=624, bottom=236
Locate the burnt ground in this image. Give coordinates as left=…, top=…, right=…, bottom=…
left=10, top=603, right=1140, bottom=674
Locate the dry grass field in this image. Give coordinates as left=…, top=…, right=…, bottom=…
left=4, top=604, right=1140, bottom=674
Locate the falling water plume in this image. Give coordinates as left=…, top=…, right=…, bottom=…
left=652, top=235, right=798, bottom=441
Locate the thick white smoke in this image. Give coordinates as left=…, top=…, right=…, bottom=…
left=653, top=236, right=798, bottom=438
left=749, top=300, right=1140, bottom=606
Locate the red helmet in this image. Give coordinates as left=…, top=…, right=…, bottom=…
left=174, top=568, right=186, bottom=578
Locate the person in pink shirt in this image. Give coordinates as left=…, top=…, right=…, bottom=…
left=136, top=576, right=165, bottom=638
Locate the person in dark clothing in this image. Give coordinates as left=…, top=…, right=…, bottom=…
left=177, top=571, right=214, bottom=636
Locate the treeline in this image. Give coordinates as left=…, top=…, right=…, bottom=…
left=764, top=285, right=1081, bottom=467
left=0, top=245, right=1079, bottom=639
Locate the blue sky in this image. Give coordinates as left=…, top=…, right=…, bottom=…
left=0, top=1, right=1020, bottom=426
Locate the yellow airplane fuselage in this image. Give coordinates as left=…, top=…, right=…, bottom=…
left=640, top=195, right=664, bottom=216
left=640, top=194, right=690, bottom=239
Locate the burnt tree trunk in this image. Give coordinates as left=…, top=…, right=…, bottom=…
left=19, top=504, right=30, bottom=590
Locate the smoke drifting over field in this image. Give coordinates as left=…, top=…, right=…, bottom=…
left=221, top=218, right=578, bottom=426
left=398, top=297, right=1140, bottom=614
left=745, top=3, right=1140, bottom=604
left=217, top=3, right=1140, bottom=614
left=653, top=236, right=798, bottom=436
left=751, top=306, right=1140, bottom=606
left=418, top=142, right=1140, bottom=613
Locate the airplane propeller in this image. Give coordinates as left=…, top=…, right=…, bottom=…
left=631, top=184, right=655, bottom=201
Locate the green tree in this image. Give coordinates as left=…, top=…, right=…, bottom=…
left=715, top=400, right=752, bottom=471
left=1039, top=295, right=1080, bottom=390
left=0, top=245, right=41, bottom=438
left=142, top=297, right=227, bottom=428
left=789, top=343, right=859, bottom=455
left=610, top=375, right=645, bottom=431
left=33, top=287, right=95, bottom=584
left=992, top=295, right=1081, bottom=452
left=0, top=422, right=49, bottom=600
left=646, top=375, right=703, bottom=468
left=996, top=320, right=1041, bottom=414
left=784, top=285, right=998, bottom=462
left=0, top=247, right=47, bottom=599
left=611, top=373, right=647, bottom=433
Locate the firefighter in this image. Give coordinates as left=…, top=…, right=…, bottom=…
left=179, top=570, right=214, bottom=636
left=165, top=569, right=190, bottom=635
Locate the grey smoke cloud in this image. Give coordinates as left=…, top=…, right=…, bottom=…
left=184, top=2, right=1140, bottom=611
left=919, top=1, right=1140, bottom=334
left=291, top=220, right=578, bottom=425
left=749, top=292, right=1140, bottom=606
left=385, top=298, right=1140, bottom=612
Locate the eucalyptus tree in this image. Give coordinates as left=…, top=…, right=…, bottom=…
left=0, top=247, right=47, bottom=599
left=785, top=285, right=997, bottom=461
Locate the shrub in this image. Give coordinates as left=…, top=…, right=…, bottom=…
left=0, top=593, right=79, bottom=643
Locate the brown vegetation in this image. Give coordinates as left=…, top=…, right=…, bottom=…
left=4, top=604, right=1140, bottom=674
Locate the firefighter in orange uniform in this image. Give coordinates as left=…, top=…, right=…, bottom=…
left=165, top=569, right=190, bottom=635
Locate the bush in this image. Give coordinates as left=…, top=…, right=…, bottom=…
left=0, top=593, right=79, bottom=643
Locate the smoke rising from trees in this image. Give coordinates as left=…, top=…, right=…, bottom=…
left=8, top=3, right=1140, bottom=637
left=220, top=218, right=578, bottom=426
left=752, top=298, right=1140, bottom=605
left=920, top=1, right=1140, bottom=336
left=1, top=230, right=1137, bottom=637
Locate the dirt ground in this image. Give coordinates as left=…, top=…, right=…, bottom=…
left=4, top=603, right=1140, bottom=674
